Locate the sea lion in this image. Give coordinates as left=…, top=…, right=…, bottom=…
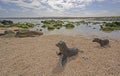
left=93, top=38, right=109, bottom=47
left=56, top=41, right=79, bottom=66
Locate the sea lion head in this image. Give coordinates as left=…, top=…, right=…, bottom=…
left=56, top=41, right=66, bottom=48
left=92, top=38, right=100, bottom=42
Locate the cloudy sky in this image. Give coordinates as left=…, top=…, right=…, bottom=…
left=0, top=0, right=120, bottom=17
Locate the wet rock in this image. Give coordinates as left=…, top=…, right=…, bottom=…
left=0, top=20, right=13, bottom=25
left=93, top=27, right=96, bottom=29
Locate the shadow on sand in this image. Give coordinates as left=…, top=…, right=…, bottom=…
left=52, top=55, right=78, bottom=75
left=94, top=45, right=111, bottom=49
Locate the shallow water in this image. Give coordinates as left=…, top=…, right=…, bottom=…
left=31, top=23, right=120, bottom=40
left=1, top=19, right=120, bottom=39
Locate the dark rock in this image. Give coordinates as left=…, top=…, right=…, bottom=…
left=0, top=20, right=13, bottom=25
left=93, top=27, right=96, bottom=29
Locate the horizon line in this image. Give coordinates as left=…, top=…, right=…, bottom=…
left=0, top=16, right=120, bottom=19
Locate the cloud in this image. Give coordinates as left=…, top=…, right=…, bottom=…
left=1, top=0, right=42, bottom=8
left=112, top=0, right=120, bottom=3
left=0, top=0, right=119, bottom=17
left=0, top=6, right=6, bottom=12
left=1, top=0, right=106, bottom=11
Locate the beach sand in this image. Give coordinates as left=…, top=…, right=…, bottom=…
left=0, top=34, right=120, bottom=76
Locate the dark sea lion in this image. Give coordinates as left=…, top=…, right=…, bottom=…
left=93, top=38, right=109, bottom=47
left=56, top=41, right=79, bottom=66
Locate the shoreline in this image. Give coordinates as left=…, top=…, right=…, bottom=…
left=0, top=27, right=120, bottom=41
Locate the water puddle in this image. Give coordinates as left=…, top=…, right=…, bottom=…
left=31, top=24, right=120, bottom=40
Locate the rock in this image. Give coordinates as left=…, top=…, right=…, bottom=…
left=15, top=30, right=43, bottom=38
left=0, top=20, right=13, bottom=25
left=93, top=27, right=96, bottom=29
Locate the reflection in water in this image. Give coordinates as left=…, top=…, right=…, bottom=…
left=32, top=24, right=120, bottom=40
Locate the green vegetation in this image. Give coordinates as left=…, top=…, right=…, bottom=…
left=102, top=22, right=120, bottom=31
left=74, top=21, right=91, bottom=25
left=92, top=22, right=101, bottom=25
left=0, top=23, right=13, bottom=28
left=0, top=20, right=35, bottom=29
left=41, top=20, right=64, bottom=30
left=41, top=20, right=95, bottom=30
left=65, top=23, right=75, bottom=29
left=74, top=21, right=101, bottom=25
left=15, top=22, right=35, bottom=29
left=80, top=20, right=85, bottom=24
left=75, top=22, right=81, bottom=26
left=79, top=20, right=88, bottom=25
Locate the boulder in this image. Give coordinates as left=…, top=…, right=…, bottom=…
left=0, top=20, right=13, bottom=25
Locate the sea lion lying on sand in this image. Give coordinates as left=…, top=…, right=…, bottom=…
left=56, top=41, right=79, bottom=66
left=15, top=31, right=43, bottom=37
left=92, top=38, right=109, bottom=47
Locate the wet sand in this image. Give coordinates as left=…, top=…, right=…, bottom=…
left=0, top=34, right=120, bottom=76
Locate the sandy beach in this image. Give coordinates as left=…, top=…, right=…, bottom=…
left=0, top=33, right=120, bottom=76
left=0, top=0, right=120, bottom=75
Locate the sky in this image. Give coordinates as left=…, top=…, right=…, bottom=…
left=0, top=0, right=120, bottom=17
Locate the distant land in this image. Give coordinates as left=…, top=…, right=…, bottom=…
left=0, top=16, right=120, bottom=21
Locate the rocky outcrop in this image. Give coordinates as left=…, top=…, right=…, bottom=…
left=0, top=20, right=13, bottom=25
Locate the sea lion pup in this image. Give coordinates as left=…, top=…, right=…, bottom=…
left=56, top=41, right=79, bottom=66
left=92, top=38, right=109, bottom=47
